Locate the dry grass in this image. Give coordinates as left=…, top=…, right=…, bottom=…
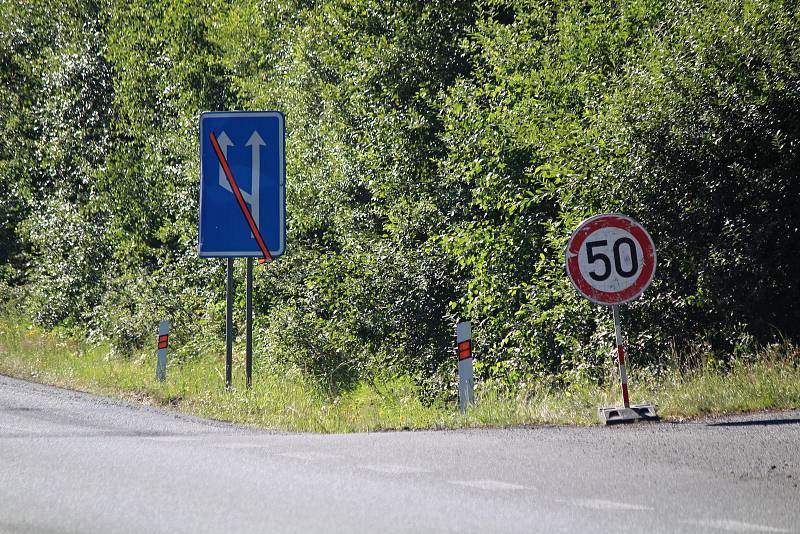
left=1, top=316, right=798, bottom=431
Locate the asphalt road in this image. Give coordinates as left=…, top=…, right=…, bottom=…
left=1, top=374, right=798, bottom=533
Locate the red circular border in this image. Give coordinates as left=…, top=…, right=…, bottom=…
left=565, top=214, right=656, bottom=305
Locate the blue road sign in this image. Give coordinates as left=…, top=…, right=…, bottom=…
left=198, top=111, right=285, bottom=258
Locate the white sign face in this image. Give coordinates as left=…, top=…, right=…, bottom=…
left=575, top=226, right=644, bottom=294
left=566, top=214, right=656, bottom=305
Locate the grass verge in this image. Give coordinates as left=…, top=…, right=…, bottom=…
left=1, top=316, right=798, bottom=431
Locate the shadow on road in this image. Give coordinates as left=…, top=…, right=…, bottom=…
left=708, top=418, right=800, bottom=427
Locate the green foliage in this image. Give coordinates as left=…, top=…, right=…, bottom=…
left=609, top=0, right=800, bottom=356
left=2, top=0, right=799, bottom=396
left=0, top=0, right=115, bottom=323
left=439, top=0, right=667, bottom=382
left=214, top=0, right=474, bottom=390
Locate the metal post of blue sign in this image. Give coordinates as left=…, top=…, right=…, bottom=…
left=225, top=258, right=234, bottom=389
left=246, top=258, right=253, bottom=389
left=199, top=110, right=285, bottom=389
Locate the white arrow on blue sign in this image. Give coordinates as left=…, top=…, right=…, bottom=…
left=198, top=111, right=286, bottom=258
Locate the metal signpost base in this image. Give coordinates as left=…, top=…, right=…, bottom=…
left=599, top=405, right=659, bottom=425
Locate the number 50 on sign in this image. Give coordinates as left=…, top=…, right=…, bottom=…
left=565, top=214, right=656, bottom=306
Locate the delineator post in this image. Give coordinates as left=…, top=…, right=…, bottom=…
left=156, top=320, right=169, bottom=382
left=456, top=321, right=474, bottom=413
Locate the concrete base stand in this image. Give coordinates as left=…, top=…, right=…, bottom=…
left=599, top=404, right=659, bottom=425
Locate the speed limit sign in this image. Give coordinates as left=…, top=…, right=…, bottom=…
left=565, top=213, right=656, bottom=305
left=566, top=213, right=658, bottom=423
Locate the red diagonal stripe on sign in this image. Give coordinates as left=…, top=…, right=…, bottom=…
left=209, top=131, right=273, bottom=263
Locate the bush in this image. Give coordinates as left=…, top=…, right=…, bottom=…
left=2, top=0, right=799, bottom=394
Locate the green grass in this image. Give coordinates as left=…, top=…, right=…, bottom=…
left=1, top=316, right=798, bottom=431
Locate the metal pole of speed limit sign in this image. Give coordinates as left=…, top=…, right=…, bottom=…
left=612, top=305, right=630, bottom=408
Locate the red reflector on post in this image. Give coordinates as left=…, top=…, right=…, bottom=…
left=158, top=335, right=169, bottom=349
left=458, top=340, right=471, bottom=360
